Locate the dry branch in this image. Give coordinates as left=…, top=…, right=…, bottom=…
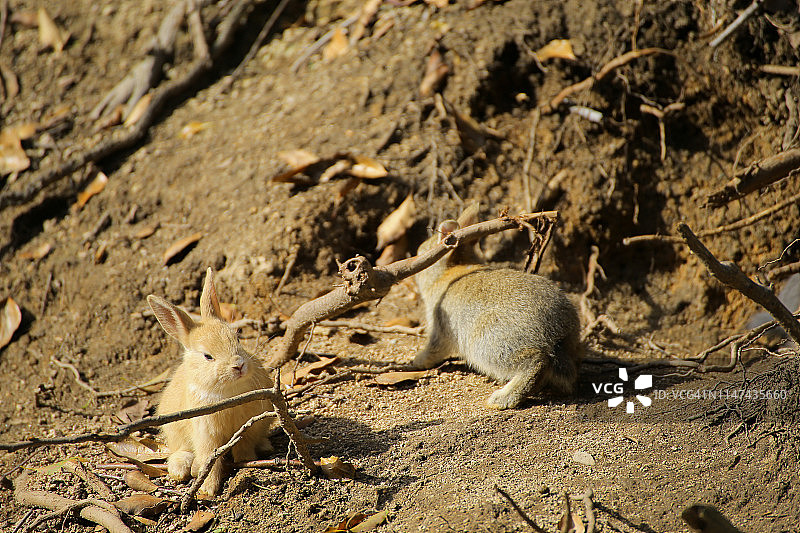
left=678, top=223, right=800, bottom=344
left=0, top=0, right=254, bottom=211
left=265, top=211, right=559, bottom=369
left=624, top=189, right=800, bottom=245
left=771, top=261, right=800, bottom=280
left=14, top=473, right=132, bottom=533
left=542, top=48, right=671, bottom=113
left=494, top=485, right=547, bottom=533
left=706, top=148, right=800, bottom=208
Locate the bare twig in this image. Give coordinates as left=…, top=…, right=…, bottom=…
left=266, top=212, right=559, bottom=370
left=62, top=460, right=115, bottom=501
left=709, top=0, right=763, bottom=48
left=0, top=0, right=253, bottom=211
left=187, top=1, right=210, bottom=61
left=579, top=246, right=604, bottom=325
left=494, top=485, right=547, bottom=533
left=290, top=12, right=360, bottom=72
left=182, top=408, right=277, bottom=511
left=571, top=489, right=596, bottom=533
left=39, top=272, right=52, bottom=316
left=706, top=147, right=800, bottom=207
left=317, top=319, right=424, bottom=336
left=50, top=356, right=98, bottom=396
left=760, top=64, right=800, bottom=77
left=521, top=109, right=541, bottom=213
left=624, top=189, right=800, bottom=245
left=678, top=223, right=800, bottom=345
left=275, top=244, right=300, bottom=295
left=14, top=473, right=131, bottom=533
left=228, top=0, right=292, bottom=83
left=94, top=377, right=169, bottom=398
left=771, top=261, right=800, bottom=280
left=543, top=48, right=672, bottom=113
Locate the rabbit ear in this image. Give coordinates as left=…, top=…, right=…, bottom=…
left=437, top=220, right=460, bottom=241
left=200, top=267, right=222, bottom=320
left=147, top=295, right=196, bottom=344
left=456, top=202, right=479, bottom=227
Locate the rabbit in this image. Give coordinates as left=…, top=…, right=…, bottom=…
left=413, top=206, right=583, bottom=409
left=147, top=268, right=275, bottom=496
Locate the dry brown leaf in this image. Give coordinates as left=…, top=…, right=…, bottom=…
left=106, top=437, right=170, bottom=463
left=115, top=494, right=169, bottom=517
left=135, top=368, right=172, bottom=393
left=124, top=93, right=152, bottom=127
left=72, top=171, right=108, bottom=211
left=351, top=510, right=389, bottom=532
left=383, top=316, right=416, bottom=328
left=557, top=511, right=585, bottom=533
left=184, top=510, right=215, bottom=532
left=375, top=370, right=428, bottom=386
left=319, top=159, right=352, bottom=183
left=162, top=232, right=203, bottom=265
left=535, top=39, right=577, bottom=61
left=10, top=10, right=38, bottom=27
left=134, top=222, right=159, bottom=239
left=18, top=242, right=53, bottom=261
left=323, top=27, right=349, bottom=60
left=324, top=512, right=369, bottom=533
left=282, top=356, right=339, bottom=387
left=179, top=121, right=209, bottom=139
left=424, top=0, right=449, bottom=7
left=0, top=297, right=22, bottom=349
left=95, top=105, right=125, bottom=130
left=0, top=63, right=20, bottom=102
left=319, top=456, right=356, bottom=480
left=113, top=398, right=151, bottom=425
left=37, top=8, right=69, bottom=53
left=419, top=49, right=449, bottom=97
left=124, top=470, right=159, bottom=493
left=277, top=149, right=320, bottom=169
left=376, top=194, right=416, bottom=250
left=337, top=177, right=362, bottom=199
left=375, top=234, right=407, bottom=266
left=0, top=129, right=30, bottom=175
left=350, top=155, right=388, bottom=179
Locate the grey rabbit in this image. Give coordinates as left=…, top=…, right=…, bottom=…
left=413, top=206, right=583, bottom=409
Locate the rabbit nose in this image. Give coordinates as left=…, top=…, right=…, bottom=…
left=233, top=358, right=246, bottom=373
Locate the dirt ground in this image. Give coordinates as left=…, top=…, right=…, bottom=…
left=1, top=0, right=800, bottom=531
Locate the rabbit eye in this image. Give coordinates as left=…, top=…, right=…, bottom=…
left=203, top=353, right=214, bottom=361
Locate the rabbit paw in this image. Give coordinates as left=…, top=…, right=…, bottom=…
left=167, top=451, right=194, bottom=482
left=486, top=388, right=522, bottom=410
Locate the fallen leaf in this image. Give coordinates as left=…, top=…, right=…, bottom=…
left=94, top=242, right=108, bottom=264
left=37, top=8, right=69, bottom=53
left=113, top=398, right=151, bottom=425
left=351, top=510, right=389, bottom=532
left=0, top=63, right=20, bottom=101
left=35, top=457, right=86, bottom=475
left=375, top=370, right=427, bottom=386
left=0, top=297, right=22, bottom=349
left=323, top=27, right=349, bottom=60
left=115, top=494, right=169, bottom=517
left=125, top=470, right=159, bottom=493
left=535, top=39, right=576, bottom=61
left=179, top=121, right=209, bottom=139
left=557, top=511, right=585, bottom=533
left=18, top=242, right=52, bottom=261
left=124, top=93, right=152, bottom=127
left=281, top=356, right=339, bottom=387
left=184, top=510, right=215, bottom=532
left=383, top=316, right=416, bottom=328
left=277, top=149, right=320, bottom=169
left=424, top=0, right=449, bottom=7
left=134, top=222, right=159, bottom=239
left=135, top=368, right=172, bottom=393
left=0, top=129, right=30, bottom=175
left=320, top=456, right=356, bottom=480
left=375, top=234, right=407, bottom=266
left=95, top=105, right=125, bottom=130
left=319, top=159, right=352, bottom=183
left=163, top=232, right=203, bottom=265
left=376, top=194, right=416, bottom=250
left=10, top=10, right=38, bottom=27
left=572, top=450, right=595, bottom=466
left=349, top=155, right=388, bottom=179
left=106, top=437, right=170, bottom=463
left=337, top=177, right=362, bottom=199
left=72, top=171, right=108, bottom=211
left=325, top=512, right=369, bottom=533
left=419, top=49, right=449, bottom=97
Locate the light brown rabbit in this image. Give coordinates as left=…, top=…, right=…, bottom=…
left=148, top=268, right=274, bottom=496
left=413, top=207, right=583, bottom=409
